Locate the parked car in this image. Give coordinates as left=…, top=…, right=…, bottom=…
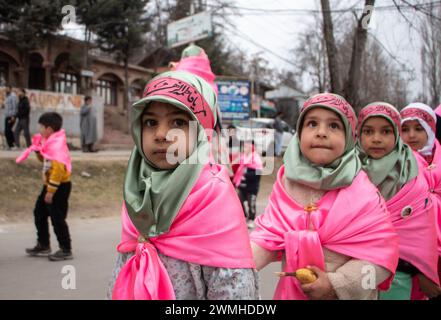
left=235, top=118, right=295, bottom=156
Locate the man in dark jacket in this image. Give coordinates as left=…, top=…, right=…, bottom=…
left=80, top=96, right=98, bottom=152
left=14, top=88, right=31, bottom=148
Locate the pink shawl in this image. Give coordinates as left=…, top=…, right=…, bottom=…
left=435, top=105, right=441, bottom=117
left=385, top=170, right=439, bottom=286
left=250, top=166, right=399, bottom=300
left=112, top=163, right=255, bottom=300
left=414, top=141, right=441, bottom=257
left=16, top=130, right=72, bottom=173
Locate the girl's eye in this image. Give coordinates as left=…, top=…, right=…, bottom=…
left=416, top=126, right=424, bottom=132
left=363, top=129, right=372, bottom=135
left=143, top=119, right=157, bottom=127
left=306, top=120, right=317, bottom=128
left=330, top=122, right=341, bottom=130
left=402, top=127, right=409, bottom=132
left=383, top=129, right=393, bottom=135
left=172, top=119, right=189, bottom=127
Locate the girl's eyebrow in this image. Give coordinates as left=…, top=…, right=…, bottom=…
left=363, top=125, right=392, bottom=129
left=305, top=116, right=342, bottom=122
left=142, top=110, right=190, bottom=117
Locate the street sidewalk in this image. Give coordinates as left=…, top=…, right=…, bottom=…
left=0, top=149, right=132, bottom=161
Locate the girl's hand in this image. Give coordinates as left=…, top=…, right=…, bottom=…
left=300, top=266, right=338, bottom=300
left=417, top=274, right=441, bottom=298
left=44, top=192, right=54, bottom=204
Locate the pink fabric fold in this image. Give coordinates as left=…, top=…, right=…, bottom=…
left=414, top=141, right=441, bottom=256
left=435, top=105, right=441, bottom=117
left=232, top=149, right=264, bottom=188
left=174, top=53, right=218, bottom=95
left=113, top=163, right=255, bottom=300
left=15, top=129, right=72, bottom=173
left=250, top=166, right=400, bottom=300
left=385, top=171, right=439, bottom=287
left=412, top=143, right=441, bottom=299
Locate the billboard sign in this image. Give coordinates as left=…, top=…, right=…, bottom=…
left=216, top=80, right=251, bottom=120
left=167, top=11, right=213, bottom=48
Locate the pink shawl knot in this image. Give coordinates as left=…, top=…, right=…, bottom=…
left=112, top=238, right=176, bottom=300
left=16, top=129, right=72, bottom=173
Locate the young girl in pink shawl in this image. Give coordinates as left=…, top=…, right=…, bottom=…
left=400, top=103, right=441, bottom=299
left=232, top=140, right=264, bottom=229
left=250, top=93, right=400, bottom=300
left=358, top=102, right=439, bottom=300
left=106, top=71, right=257, bottom=300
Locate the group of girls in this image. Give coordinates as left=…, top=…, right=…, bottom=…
left=105, top=44, right=440, bottom=300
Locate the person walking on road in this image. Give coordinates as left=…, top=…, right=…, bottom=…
left=14, top=88, right=31, bottom=148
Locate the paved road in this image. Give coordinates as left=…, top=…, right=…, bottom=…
left=0, top=217, right=279, bottom=300
left=0, top=217, right=120, bottom=300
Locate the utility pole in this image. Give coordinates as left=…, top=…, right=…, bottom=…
left=190, top=2, right=195, bottom=45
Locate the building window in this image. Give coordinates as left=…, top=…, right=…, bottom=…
left=97, top=79, right=117, bottom=105
left=56, top=72, right=78, bottom=94
left=0, top=61, right=9, bottom=86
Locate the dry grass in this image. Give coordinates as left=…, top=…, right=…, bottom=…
left=0, top=155, right=283, bottom=224
left=0, top=159, right=127, bottom=224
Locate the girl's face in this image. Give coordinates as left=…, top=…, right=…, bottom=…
left=360, top=116, right=396, bottom=159
left=141, top=101, right=196, bottom=170
left=300, top=107, right=346, bottom=166
left=401, top=120, right=428, bottom=151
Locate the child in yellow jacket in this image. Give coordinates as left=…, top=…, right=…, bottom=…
left=25, top=112, right=73, bottom=261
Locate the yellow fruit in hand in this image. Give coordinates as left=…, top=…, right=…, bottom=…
left=295, top=268, right=317, bottom=284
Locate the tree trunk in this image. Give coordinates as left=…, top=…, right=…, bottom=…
left=343, top=0, right=376, bottom=112
left=320, top=0, right=342, bottom=94
left=124, top=56, right=130, bottom=133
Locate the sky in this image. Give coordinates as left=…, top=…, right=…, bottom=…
left=60, top=0, right=434, bottom=100
left=213, top=0, right=427, bottom=98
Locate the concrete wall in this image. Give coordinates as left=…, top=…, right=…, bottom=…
left=0, top=93, right=104, bottom=141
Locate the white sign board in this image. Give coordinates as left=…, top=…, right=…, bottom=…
left=167, top=11, right=213, bottom=48
left=81, top=69, right=94, bottom=77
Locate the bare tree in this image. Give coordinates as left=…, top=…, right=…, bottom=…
left=420, top=4, right=441, bottom=107
left=320, top=0, right=342, bottom=94
left=319, top=0, right=426, bottom=112
left=294, top=12, right=411, bottom=110
left=343, top=0, right=375, bottom=109
left=292, top=14, right=330, bottom=94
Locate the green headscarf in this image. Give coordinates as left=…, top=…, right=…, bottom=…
left=123, top=71, right=217, bottom=238
left=356, top=102, right=418, bottom=201
left=284, top=93, right=362, bottom=190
